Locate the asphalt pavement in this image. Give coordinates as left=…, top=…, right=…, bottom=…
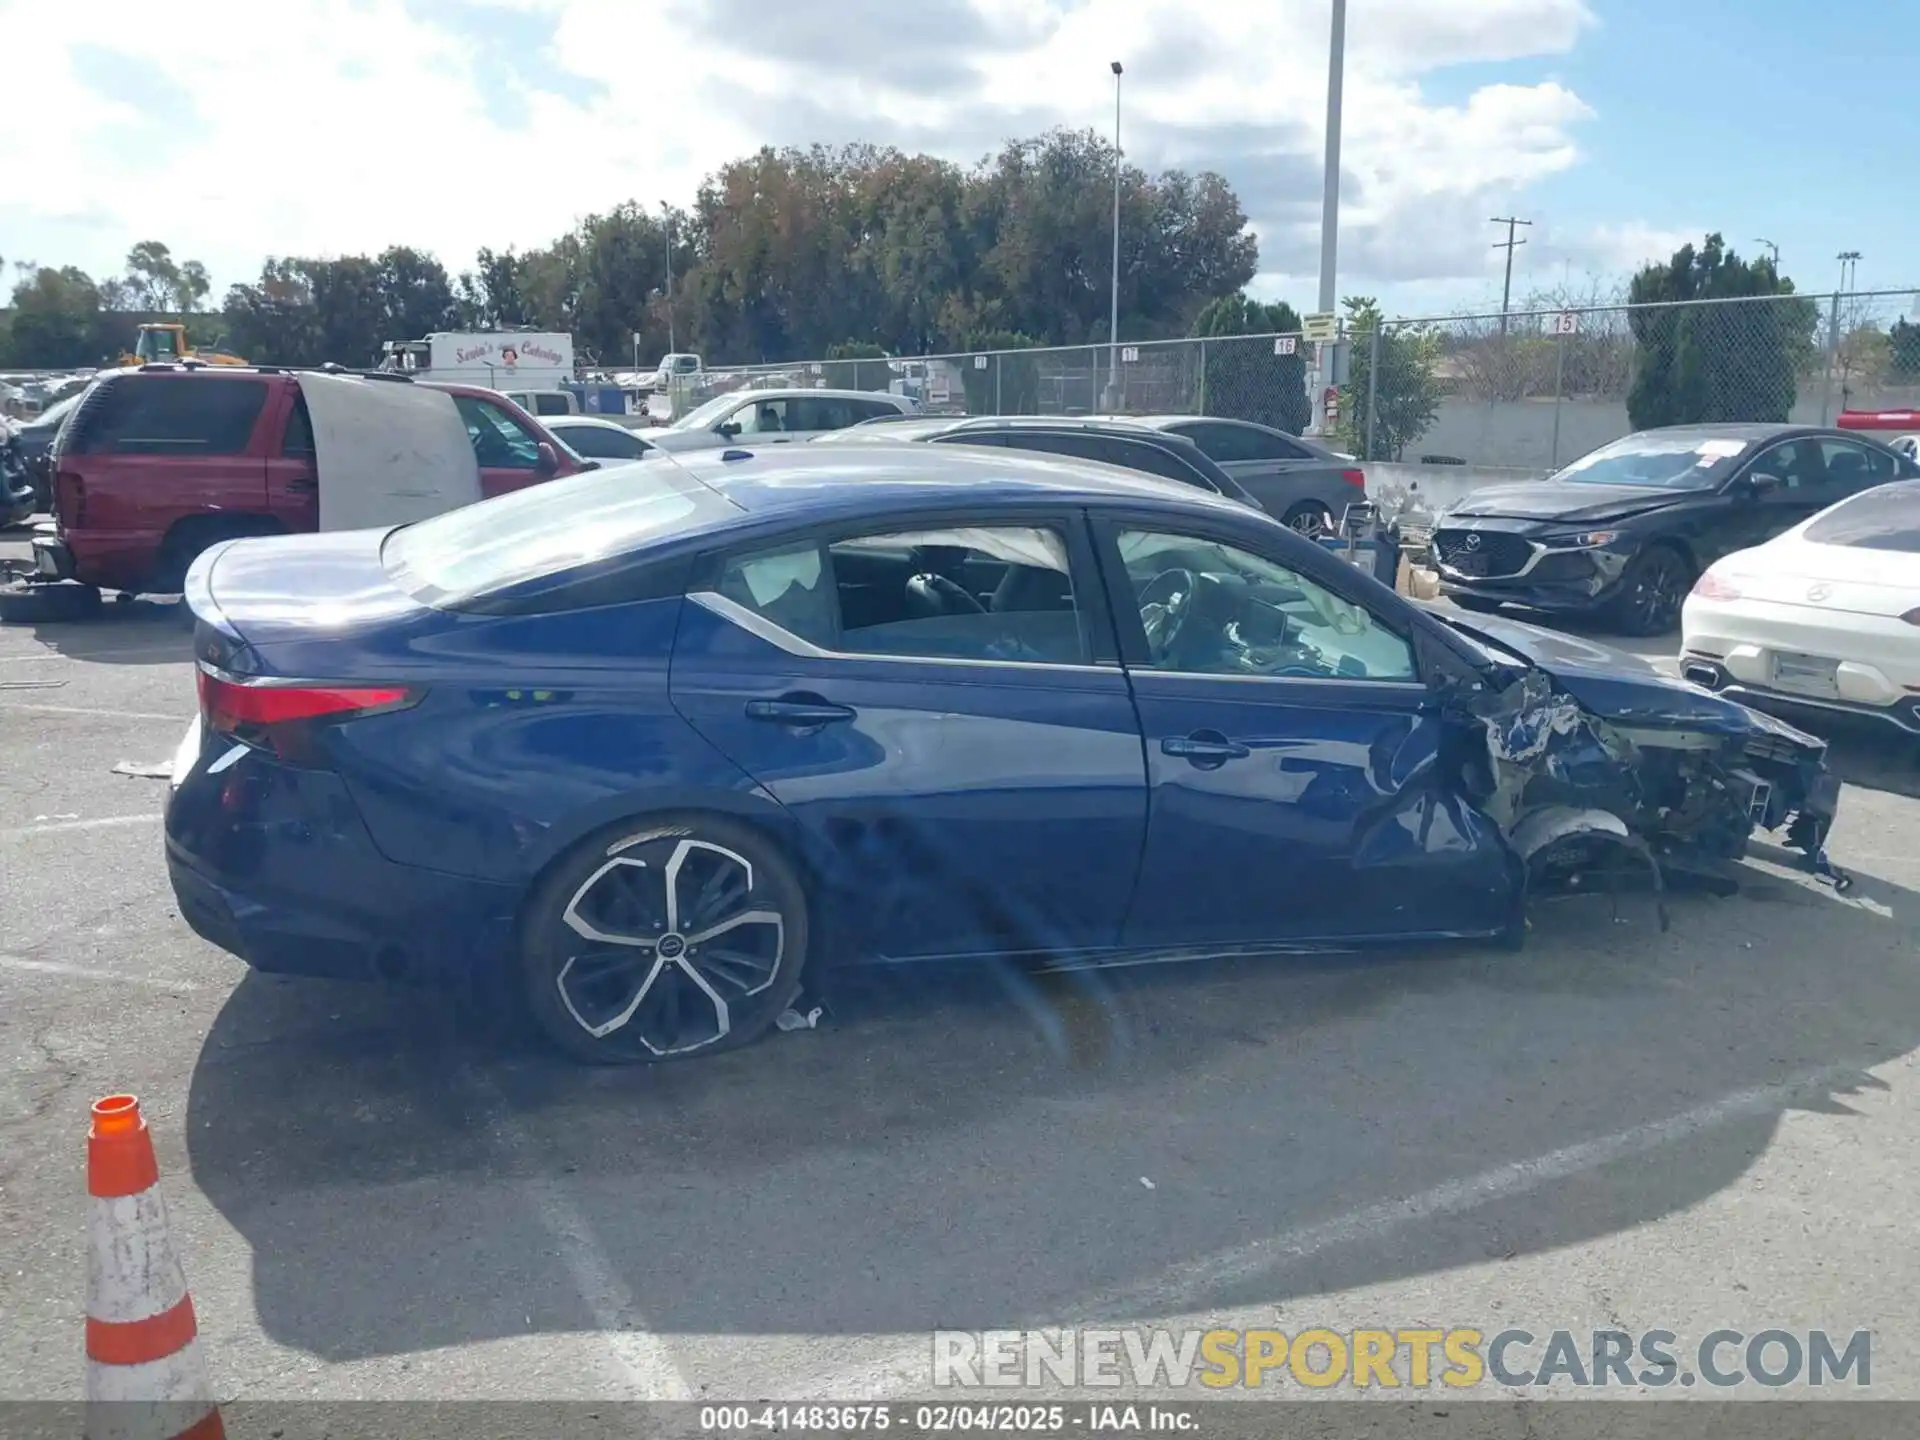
left=4, top=549, right=1920, bottom=1410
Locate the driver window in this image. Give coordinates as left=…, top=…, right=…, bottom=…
left=1116, top=529, right=1417, bottom=682
left=731, top=399, right=788, bottom=435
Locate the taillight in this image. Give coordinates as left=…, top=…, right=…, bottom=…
left=1340, top=468, right=1366, bottom=489
left=197, top=668, right=416, bottom=762
left=1691, top=570, right=1741, bottom=601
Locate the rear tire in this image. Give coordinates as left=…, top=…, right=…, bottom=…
left=519, top=813, right=809, bottom=1065
left=1281, top=502, right=1334, bottom=539
left=154, top=517, right=282, bottom=595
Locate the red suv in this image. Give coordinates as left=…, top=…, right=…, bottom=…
left=32, top=367, right=588, bottom=596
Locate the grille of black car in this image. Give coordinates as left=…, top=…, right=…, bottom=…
left=1431, top=529, right=1534, bottom=578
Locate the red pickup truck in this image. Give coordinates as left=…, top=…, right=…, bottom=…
left=30, top=366, right=588, bottom=598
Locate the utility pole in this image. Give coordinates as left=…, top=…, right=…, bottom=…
left=1490, top=216, right=1532, bottom=334
left=1755, top=237, right=1780, bottom=268
left=1310, top=0, right=1345, bottom=438
left=1106, top=61, right=1124, bottom=414
left=663, top=203, right=677, bottom=354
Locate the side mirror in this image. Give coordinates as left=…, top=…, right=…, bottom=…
left=534, top=441, right=560, bottom=477
left=1740, top=470, right=1784, bottom=496
left=717, top=421, right=742, bottom=439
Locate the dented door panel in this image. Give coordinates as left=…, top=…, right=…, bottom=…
left=1119, top=673, right=1518, bottom=949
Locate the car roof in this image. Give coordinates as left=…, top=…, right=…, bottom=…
left=662, top=438, right=1254, bottom=524
left=1629, top=422, right=1820, bottom=444
left=812, top=417, right=969, bottom=443
left=546, top=414, right=635, bottom=431
left=717, top=387, right=906, bottom=403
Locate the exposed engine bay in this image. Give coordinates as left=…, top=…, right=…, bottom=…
left=1449, top=637, right=1847, bottom=923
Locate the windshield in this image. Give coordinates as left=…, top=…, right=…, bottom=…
left=383, top=459, right=738, bottom=604
left=669, top=394, right=742, bottom=431
left=1551, top=432, right=1751, bottom=489
left=1802, top=479, right=1920, bottom=553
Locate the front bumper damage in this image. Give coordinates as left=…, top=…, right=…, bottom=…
left=1455, top=667, right=1846, bottom=925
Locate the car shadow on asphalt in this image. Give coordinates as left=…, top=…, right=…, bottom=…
left=3, top=598, right=193, bottom=664
left=184, top=847, right=1920, bottom=1363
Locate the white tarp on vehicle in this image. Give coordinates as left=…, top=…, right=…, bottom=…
left=298, top=374, right=482, bottom=532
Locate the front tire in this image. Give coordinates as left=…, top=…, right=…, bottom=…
left=520, top=813, right=809, bottom=1064
left=1605, top=544, right=1693, bottom=637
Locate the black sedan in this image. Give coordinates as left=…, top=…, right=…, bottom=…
left=1430, top=424, right=1920, bottom=635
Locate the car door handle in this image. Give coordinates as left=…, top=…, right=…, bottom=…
left=1161, top=731, right=1250, bottom=764
left=745, top=696, right=856, bottom=726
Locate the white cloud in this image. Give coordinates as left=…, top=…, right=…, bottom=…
left=7, top=0, right=1605, bottom=307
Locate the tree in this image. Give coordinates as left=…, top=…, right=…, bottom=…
left=824, top=340, right=892, bottom=392
left=1336, top=297, right=1440, bottom=461
left=959, top=330, right=1040, bottom=415
left=3, top=266, right=103, bottom=367
left=1890, top=317, right=1920, bottom=380
left=1625, top=234, right=1817, bottom=429
left=1833, top=325, right=1892, bottom=410
left=1190, top=291, right=1310, bottom=433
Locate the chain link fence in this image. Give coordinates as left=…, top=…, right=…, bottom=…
left=680, top=288, right=1920, bottom=469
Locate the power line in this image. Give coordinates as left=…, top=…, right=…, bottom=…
left=1490, top=216, right=1533, bottom=334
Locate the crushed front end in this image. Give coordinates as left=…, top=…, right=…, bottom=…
left=1450, top=664, right=1845, bottom=917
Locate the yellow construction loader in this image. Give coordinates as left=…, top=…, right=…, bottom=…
left=117, top=323, right=248, bottom=368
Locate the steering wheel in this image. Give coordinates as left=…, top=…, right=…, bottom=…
left=1136, top=567, right=1198, bottom=663
left=905, top=573, right=986, bottom=618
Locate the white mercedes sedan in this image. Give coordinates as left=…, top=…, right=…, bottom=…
left=1681, top=479, right=1920, bottom=735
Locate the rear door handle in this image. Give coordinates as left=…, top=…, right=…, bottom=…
left=1161, top=732, right=1250, bottom=765
left=284, top=477, right=317, bottom=494
left=745, top=697, right=857, bottom=726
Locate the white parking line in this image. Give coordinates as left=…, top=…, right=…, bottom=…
left=3, top=813, right=161, bottom=839
left=789, top=1057, right=1878, bottom=1400
left=0, top=954, right=197, bottom=991
left=459, top=1067, right=696, bottom=1400
left=0, top=703, right=188, bottom=722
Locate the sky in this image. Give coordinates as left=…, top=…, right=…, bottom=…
left=5, top=0, right=1917, bottom=327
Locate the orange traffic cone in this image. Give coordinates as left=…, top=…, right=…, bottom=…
left=85, top=1095, right=224, bottom=1440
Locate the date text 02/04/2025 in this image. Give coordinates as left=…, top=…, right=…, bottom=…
left=698, top=1404, right=1199, bottom=1432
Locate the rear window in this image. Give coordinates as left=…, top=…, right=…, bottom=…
left=69, top=377, right=268, bottom=456
left=1802, top=480, right=1920, bottom=553
left=383, top=460, right=738, bottom=605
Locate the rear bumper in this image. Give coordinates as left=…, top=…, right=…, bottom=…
left=30, top=533, right=73, bottom=581
left=166, top=747, right=522, bottom=987
left=1682, top=595, right=1920, bottom=734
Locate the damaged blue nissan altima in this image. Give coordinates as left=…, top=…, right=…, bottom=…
left=164, top=443, right=1843, bottom=1063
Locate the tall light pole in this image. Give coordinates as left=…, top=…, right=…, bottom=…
left=663, top=202, right=677, bottom=354
left=1837, top=249, right=1861, bottom=294
left=1312, top=0, right=1345, bottom=437
left=1755, top=237, right=1780, bottom=268
left=1107, top=60, right=1123, bottom=414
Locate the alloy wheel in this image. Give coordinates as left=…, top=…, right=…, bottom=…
left=554, top=836, right=786, bottom=1056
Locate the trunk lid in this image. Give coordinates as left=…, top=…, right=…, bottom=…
left=1721, top=536, right=1920, bottom=619
left=186, top=528, right=433, bottom=678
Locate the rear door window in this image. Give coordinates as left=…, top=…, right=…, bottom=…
left=1104, top=439, right=1215, bottom=490
left=73, top=378, right=268, bottom=456
left=1815, top=438, right=1899, bottom=493
left=715, top=526, right=1088, bottom=665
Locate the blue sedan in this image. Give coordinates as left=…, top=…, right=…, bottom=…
left=165, top=444, right=1841, bottom=1063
